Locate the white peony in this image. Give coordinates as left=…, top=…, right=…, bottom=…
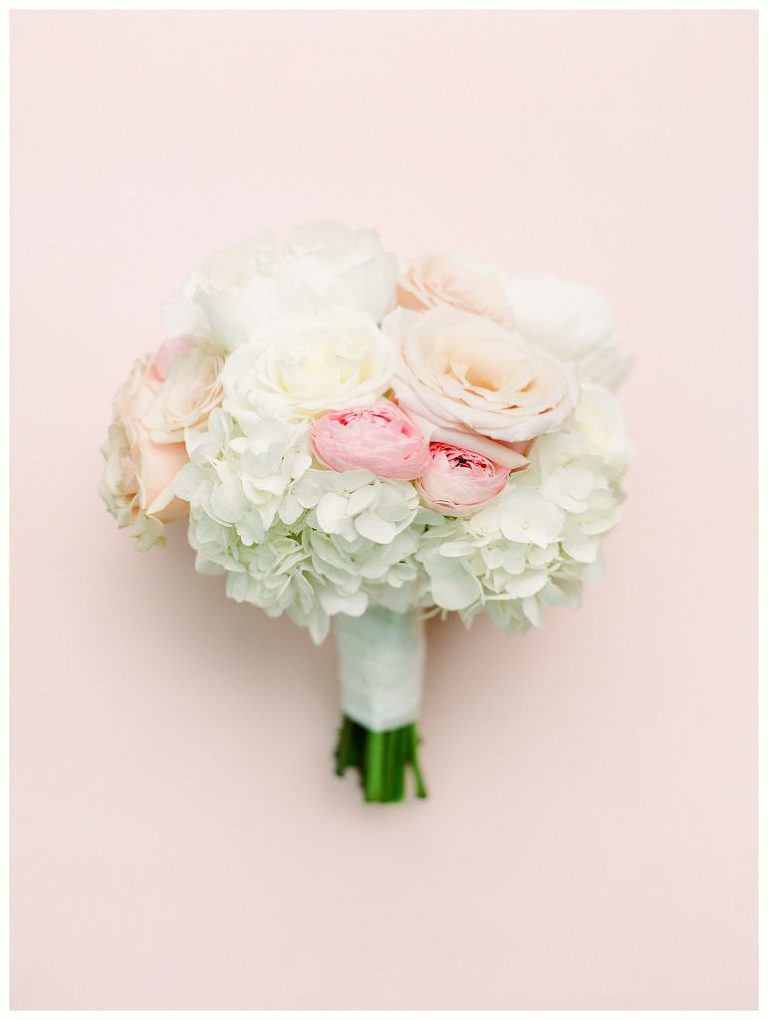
left=220, top=307, right=396, bottom=427
left=504, top=274, right=631, bottom=390
left=165, top=221, right=398, bottom=350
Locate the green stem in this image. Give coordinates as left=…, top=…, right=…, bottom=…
left=333, top=715, right=428, bottom=803
left=365, top=731, right=384, bottom=801
left=393, top=728, right=406, bottom=802
left=408, top=726, right=428, bottom=799
left=334, top=716, right=353, bottom=776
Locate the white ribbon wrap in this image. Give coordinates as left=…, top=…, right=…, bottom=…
left=333, top=607, right=425, bottom=732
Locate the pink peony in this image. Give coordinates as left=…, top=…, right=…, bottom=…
left=310, top=401, right=431, bottom=480
left=416, top=442, right=510, bottom=517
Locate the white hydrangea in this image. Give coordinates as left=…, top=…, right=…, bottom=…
left=176, top=383, right=631, bottom=644
left=175, top=408, right=312, bottom=551
left=291, top=468, right=420, bottom=545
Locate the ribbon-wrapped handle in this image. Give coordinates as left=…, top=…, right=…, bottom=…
left=334, top=607, right=426, bottom=734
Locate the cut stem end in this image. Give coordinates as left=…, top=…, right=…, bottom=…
left=334, top=715, right=428, bottom=803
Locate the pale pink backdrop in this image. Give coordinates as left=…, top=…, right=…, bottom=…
left=11, top=11, right=757, bottom=1010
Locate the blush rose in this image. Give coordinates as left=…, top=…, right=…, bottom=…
left=141, top=336, right=225, bottom=443
left=397, top=253, right=514, bottom=326
left=100, top=337, right=224, bottom=548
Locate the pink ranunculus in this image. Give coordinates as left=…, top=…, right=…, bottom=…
left=310, top=401, right=431, bottom=480
left=416, top=442, right=510, bottom=517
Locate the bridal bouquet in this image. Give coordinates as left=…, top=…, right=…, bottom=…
left=100, top=222, right=632, bottom=802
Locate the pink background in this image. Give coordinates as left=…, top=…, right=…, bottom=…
left=11, top=11, right=757, bottom=1010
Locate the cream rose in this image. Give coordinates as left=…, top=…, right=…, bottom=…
left=386, top=307, right=579, bottom=468
left=221, top=307, right=396, bottom=428
left=398, top=253, right=514, bottom=326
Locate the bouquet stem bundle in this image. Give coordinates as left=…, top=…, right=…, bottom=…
left=333, top=607, right=427, bottom=803
left=334, top=715, right=427, bottom=802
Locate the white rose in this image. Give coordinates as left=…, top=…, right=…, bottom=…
left=504, top=274, right=631, bottom=390
left=221, top=307, right=396, bottom=428
left=165, top=221, right=398, bottom=350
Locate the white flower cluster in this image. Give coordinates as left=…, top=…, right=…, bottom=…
left=165, top=222, right=397, bottom=351
left=159, top=222, right=633, bottom=643
left=176, top=384, right=630, bottom=643
left=414, top=383, right=631, bottom=633
left=177, top=408, right=432, bottom=642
